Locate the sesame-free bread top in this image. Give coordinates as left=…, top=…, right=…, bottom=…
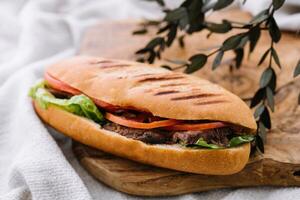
left=46, top=56, right=257, bottom=132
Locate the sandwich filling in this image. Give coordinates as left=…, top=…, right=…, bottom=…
left=29, top=75, right=255, bottom=149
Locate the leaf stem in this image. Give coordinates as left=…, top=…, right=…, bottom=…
left=231, top=26, right=268, bottom=30
left=207, top=48, right=220, bottom=57
left=172, top=64, right=187, bottom=70
left=269, top=42, right=274, bottom=67
left=225, top=20, right=248, bottom=25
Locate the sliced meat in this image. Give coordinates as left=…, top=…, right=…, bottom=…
left=103, top=122, right=233, bottom=146
left=172, top=131, right=202, bottom=144
left=172, top=128, right=232, bottom=147
left=103, top=122, right=170, bottom=144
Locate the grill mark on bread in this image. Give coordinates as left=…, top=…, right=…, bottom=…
left=99, top=64, right=131, bottom=69
left=117, top=76, right=128, bottom=79
left=154, top=90, right=180, bottom=96
left=94, top=60, right=113, bottom=64
left=171, top=93, right=221, bottom=101
left=137, top=75, right=184, bottom=83
left=194, top=100, right=228, bottom=106
left=160, top=83, right=189, bottom=87
left=190, top=88, right=204, bottom=92
left=133, top=73, right=157, bottom=77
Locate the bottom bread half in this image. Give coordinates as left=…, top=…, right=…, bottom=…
left=34, top=101, right=250, bottom=175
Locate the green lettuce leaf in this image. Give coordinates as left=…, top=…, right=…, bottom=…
left=29, top=81, right=104, bottom=124
left=189, top=135, right=255, bottom=149
left=228, top=135, right=255, bottom=147
left=193, top=138, right=222, bottom=149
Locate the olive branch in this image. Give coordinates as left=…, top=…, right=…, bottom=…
left=133, top=0, right=300, bottom=153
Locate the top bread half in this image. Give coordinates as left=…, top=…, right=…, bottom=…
left=46, top=56, right=257, bottom=132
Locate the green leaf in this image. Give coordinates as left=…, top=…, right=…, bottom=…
left=164, top=7, right=188, bottom=22
left=258, top=49, right=270, bottom=66
left=186, top=3, right=205, bottom=33
left=157, top=24, right=170, bottom=34
left=293, top=60, right=300, bottom=77
left=135, top=48, right=149, bottom=55
left=213, top=0, right=234, bottom=10
left=228, top=135, right=255, bottom=147
left=148, top=50, right=156, bottom=64
left=202, top=0, right=215, bottom=12
left=255, top=134, right=265, bottom=153
left=178, top=35, right=185, bottom=48
left=221, top=34, right=244, bottom=51
left=206, top=20, right=232, bottom=33
left=179, top=14, right=190, bottom=30
left=272, top=0, right=285, bottom=10
left=212, top=51, right=224, bottom=70
left=166, top=25, right=177, bottom=46
left=269, top=70, right=277, bottom=91
left=254, top=104, right=265, bottom=119
left=250, top=88, right=265, bottom=108
left=161, top=65, right=172, bottom=70
left=146, top=37, right=165, bottom=49
left=157, top=0, right=165, bottom=6
left=258, top=122, right=267, bottom=142
left=29, top=81, right=46, bottom=99
left=237, top=36, right=248, bottom=49
left=133, top=29, right=148, bottom=35
left=260, top=68, right=274, bottom=88
left=189, top=135, right=254, bottom=149
left=234, top=48, right=244, bottom=69
left=68, top=95, right=104, bottom=123
left=180, top=0, right=204, bottom=33
left=261, top=107, right=271, bottom=129
left=268, top=17, right=281, bottom=43
left=266, top=87, right=275, bottom=112
left=185, top=54, right=207, bottom=73
left=29, top=82, right=104, bottom=124
left=193, top=138, right=222, bottom=149
left=136, top=57, right=145, bottom=63
left=271, top=48, right=282, bottom=68
left=250, top=9, right=269, bottom=24
left=249, top=26, right=261, bottom=53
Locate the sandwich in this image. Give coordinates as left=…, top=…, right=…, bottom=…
left=29, top=56, right=257, bottom=175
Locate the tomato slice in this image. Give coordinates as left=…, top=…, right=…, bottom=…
left=105, top=112, right=179, bottom=129
left=163, top=122, right=228, bottom=131
left=45, top=72, right=122, bottom=111
left=45, top=73, right=81, bottom=95
left=93, top=98, right=124, bottom=112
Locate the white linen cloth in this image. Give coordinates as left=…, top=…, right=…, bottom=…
left=0, top=0, right=299, bottom=199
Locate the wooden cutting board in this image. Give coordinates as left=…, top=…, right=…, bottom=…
left=72, top=10, right=300, bottom=196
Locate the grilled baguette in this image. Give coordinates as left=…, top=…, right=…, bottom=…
left=47, top=56, right=256, bottom=132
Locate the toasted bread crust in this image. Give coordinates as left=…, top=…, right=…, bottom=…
left=46, top=56, right=257, bottom=132
left=34, top=101, right=251, bottom=175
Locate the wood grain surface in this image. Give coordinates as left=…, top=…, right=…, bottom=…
left=73, top=9, right=300, bottom=196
